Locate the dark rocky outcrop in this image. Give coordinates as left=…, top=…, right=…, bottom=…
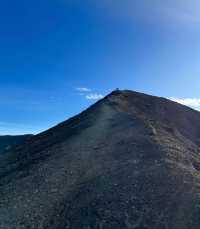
left=0, top=90, right=200, bottom=229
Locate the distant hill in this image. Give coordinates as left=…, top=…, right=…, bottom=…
left=0, top=135, right=33, bottom=153
left=0, top=90, right=200, bottom=229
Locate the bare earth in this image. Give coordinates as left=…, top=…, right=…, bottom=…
left=0, top=90, right=200, bottom=229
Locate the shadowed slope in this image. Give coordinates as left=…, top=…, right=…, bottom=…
left=0, top=90, right=200, bottom=229
left=0, top=135, right=33, bottom=154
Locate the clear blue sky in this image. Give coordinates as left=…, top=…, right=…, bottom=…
left=0, top=0, right=200, bottom=135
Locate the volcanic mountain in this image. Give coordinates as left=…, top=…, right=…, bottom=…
left=0, top=90, right=200, bottom=229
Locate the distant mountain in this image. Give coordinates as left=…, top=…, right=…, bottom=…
left=0, top=90, right=200, bottom=229
left=0, top=134, right=33, bottom=153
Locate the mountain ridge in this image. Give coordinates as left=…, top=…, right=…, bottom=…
left=0, top=90, right=200, bottom=229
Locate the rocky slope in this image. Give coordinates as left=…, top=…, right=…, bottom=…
left=0, top=90, right=200, bottom=229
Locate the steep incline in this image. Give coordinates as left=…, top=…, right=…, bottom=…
left=0, top=90, right=200, bottom=229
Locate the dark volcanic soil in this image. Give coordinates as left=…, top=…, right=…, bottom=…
left=0, top=90, right=200, bottom=229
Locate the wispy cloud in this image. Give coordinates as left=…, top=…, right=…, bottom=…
left=75, top=87, right=104, bottom=101
left=169, top=97, right=200, bottom=111
left=0, top=121, right=37, bottom=135
left=161, top=2, right=200, bottom=25
left=88, top=0, right=200, bottom=27
left=85, top=93, right=104, bottom=100
left=76, top=87, right=91, bottom=92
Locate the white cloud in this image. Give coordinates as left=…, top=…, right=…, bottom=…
left=85, top=93, right=104, bottom=100
left=76, top=87, right=91, bottom=92
left=75, top=88, right=103, bottom=101
left=169, top=97, right=200, bottom=111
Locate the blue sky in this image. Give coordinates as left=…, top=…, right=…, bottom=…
left=0, top=0, right=200, bottom=135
